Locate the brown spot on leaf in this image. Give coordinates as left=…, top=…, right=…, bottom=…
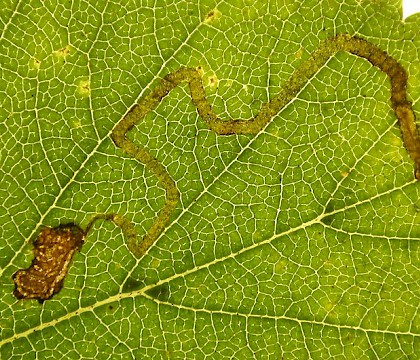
left=204, top=8, right=221, bottom=23
left=13, top=224, right=85, bottom=302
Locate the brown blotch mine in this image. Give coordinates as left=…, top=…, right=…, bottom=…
left=13, top=224, right=85, bottom=303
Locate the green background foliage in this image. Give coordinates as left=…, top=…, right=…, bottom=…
left=1, top=0, right=419, bottom=358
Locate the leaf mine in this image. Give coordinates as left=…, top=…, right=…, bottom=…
left=109, top=34, right=420, bottom=258
left=13, top=224, right=85, bottom=302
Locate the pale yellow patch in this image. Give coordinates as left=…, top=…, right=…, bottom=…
left=324, top=301, right=335, bottom=311
left=53, top=45, right=73, bottom=59
left=274, top=259, right=287, bottom=273
left=29, top=57, right=41, bottom=70
left=323, top=259, right=333, bottom=268
left=77, top=79, right=91, bottom=97
left=340, top=170, right=349, bottom=178
left=389, top=132, right=403, bottom=147
left=324, top=302, right=338, bottom=320
left=204, top=8, right=221, bottom=23
left=196, top=65, right=205, bottom=76
left=71, top=119, right=82, bottom=128
left=295, top=48, right=304, bottom=60
left=207, top=74, right=219, bottom=89
left=151, top=258, right=161, bottom=268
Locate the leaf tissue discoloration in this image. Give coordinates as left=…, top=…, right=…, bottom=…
left=110, top=34, right=420, bottom=259
left=13, top=224, right=85, bottom=303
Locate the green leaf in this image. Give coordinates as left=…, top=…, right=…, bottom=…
left=1, top=0, right=419, bottom=358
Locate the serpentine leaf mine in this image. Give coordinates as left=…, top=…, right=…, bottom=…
left=110, top=34, right=420, bottom=258
left=15, top=35, right=419, bottom=301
